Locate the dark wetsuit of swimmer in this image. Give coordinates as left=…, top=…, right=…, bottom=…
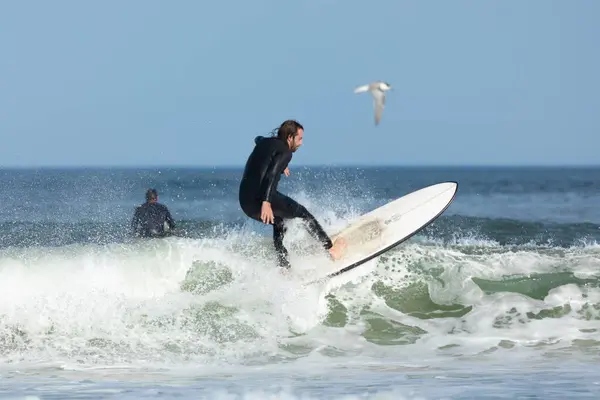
left=131, top=202, right=176, bottom=238
left=239, top=135, right=333, bottom=268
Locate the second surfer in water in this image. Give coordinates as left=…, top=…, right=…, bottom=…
left=238, top=119, right=346, bottom=269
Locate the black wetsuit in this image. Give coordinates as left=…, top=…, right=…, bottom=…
left=239, top=135, right=333, bottom=268
left=131, top=202, right=176, bottom=238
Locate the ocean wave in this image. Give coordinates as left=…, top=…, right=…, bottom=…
left=1, top=224, right=600, bottom=369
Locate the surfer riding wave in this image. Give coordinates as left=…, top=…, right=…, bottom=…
left=238, top=119, right=346, bottom=269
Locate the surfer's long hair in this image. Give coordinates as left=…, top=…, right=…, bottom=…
left=270, top=120, right=303, bottom=142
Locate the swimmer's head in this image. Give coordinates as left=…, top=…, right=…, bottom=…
left=145, top=188, right=158, bottom=203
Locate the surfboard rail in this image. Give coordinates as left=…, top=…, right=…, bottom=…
left=303, top=181, right=459, bottom=284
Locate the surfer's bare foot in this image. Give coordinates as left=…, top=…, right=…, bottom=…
left=328, top=238, right=347, bottom=261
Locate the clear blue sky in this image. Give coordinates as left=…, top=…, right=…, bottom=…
left=0, top=0, right=598, bottom=167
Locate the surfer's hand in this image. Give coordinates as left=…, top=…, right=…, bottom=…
left=261, top=201, right=274, bottom=224
left=284, top=167, right=290, bottom=177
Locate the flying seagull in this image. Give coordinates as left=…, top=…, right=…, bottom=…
left=354, top=81, right=392, bottom=125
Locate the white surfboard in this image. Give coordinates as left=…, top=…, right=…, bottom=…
left=301, top=181, right=458, bottom=285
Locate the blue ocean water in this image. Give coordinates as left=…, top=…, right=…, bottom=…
left=0, top=166, right=599, bottom=399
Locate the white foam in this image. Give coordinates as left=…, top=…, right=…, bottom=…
left=1, top=210, right=600, bottom=373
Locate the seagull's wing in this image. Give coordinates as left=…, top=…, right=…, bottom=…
left=372, top=90, right=386, bottom=125
left=354, top=84, right=370, bottom=94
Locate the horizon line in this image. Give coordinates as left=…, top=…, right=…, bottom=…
left=1, top=163, right=600, bottom=170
